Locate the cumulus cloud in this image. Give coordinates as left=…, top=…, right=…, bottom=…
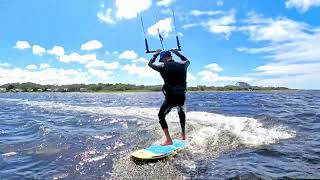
left=26, top=64, right=37, bottom=70
left=48, top=46, right=65, bottom=57
left=147, top=17, right=173, bottom=37
left=32, top=45, right=46, bottom=56
left=157, top=0, right=175, bottom=7
left=285, top=0, right=320, bottom=12
left=183, top=9, right=236, bottom=38
left=204, top=63, right=223, bottom=72
left=59, top=53, right=96, bottom=64
left=85, top=60, right=119, bottom=70
left=40, top=63, right=50, bottom=69
left=187, top=72, right=196, bottom=82
left=14, top=40, right=30, bottom=50
left=87, top=68, right=113, bottom=81
left=0, top=62, right=10, bottom=67
left=81, top=40, right=103, bottom=51
left=119, top=50, right=138, bottom=60
left=240, top=12, right=309, bottom=43
left=122, top=64, right=158, bottom=78
left=97, top=8, right=116, bottom=24
left=197, top=63, right=252, bottom=85
left=115, top=0, right=152, bottom=19
left=0, top=66, right=90, bottom=85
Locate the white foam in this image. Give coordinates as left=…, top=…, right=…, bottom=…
left=93, top=135, right=113, bottom=141
left=2, top=152, right=17, bottom=156
left=7, top=98, right=296, bottom=151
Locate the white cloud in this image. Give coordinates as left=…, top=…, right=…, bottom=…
left=132, top=57, right=149, bottom=64
left=14, top=41, right=30, bottom=50
left=253, top=62, right=320, bottom=76
left=197, top=63, right=253, bottom=85
left=238, top=13, right=320, bottom=63
left=183, top=10, right=236, bottom=38
left=97, top=8, right=116, bottom=24
left=81, top=40, right=103, bottom=51
left=217, top=0, right=224, bottom=6
left=85, top=60, right=119, bottom=70
left=26, top=64, right=37, bottom=70
left=204, top=63, right=223, bottom=72
left=119, top=50, right=138, bottom=60
left=32, top=45, right=46, bottom=56
left=157, top=0, right=175, bottom=7
left=87, top=68, right=113, bottom=81
left=187, top=72, right=196, bottom=82
left=198, top=70, right=253, bottom=84
left=122, top=64, right=158, bottom=78
left=190, top=10, right=223, bottom=16
left=240, top=13, right=309, bottom=43
left=285, top=0, right=320, bottom=12
left=0, top=66, right=89, bottom=85
left=237, top=13, right=320, bottom=89
left=40, top=63, right=50, bottom=69
left=147, top=17, right=173, bottom=37
left=59, top=53, right=96, bottom=64
left=115, top=0, right=152, bottom=19
left=48, top=46, right=65, bottom=57
left=0, top=62, right=10, bottom=67
left=206, top=11, right=236, bottom=38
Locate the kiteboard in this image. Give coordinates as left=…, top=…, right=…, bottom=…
left=131, top=139, right=186, bottom=160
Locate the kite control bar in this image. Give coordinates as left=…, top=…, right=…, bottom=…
left=140, top=10, right=182, bottom=54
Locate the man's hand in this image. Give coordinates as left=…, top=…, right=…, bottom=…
left=170, top=48, right=180, bottom=55
left=154, top=49, right=162, bottom=56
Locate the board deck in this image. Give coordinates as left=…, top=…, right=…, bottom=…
left=131, top=139, right=186, bottom=160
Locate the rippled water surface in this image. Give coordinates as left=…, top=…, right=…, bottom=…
left=0, top=91, right=319, bottom=179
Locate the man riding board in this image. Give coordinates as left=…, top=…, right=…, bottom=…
left=148, top=49, right=190, bottom=146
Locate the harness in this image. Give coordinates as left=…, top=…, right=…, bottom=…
left=162, top=84, right=186, bottom=96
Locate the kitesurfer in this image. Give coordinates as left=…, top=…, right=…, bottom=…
left=148, top=49, right=190, bottom=146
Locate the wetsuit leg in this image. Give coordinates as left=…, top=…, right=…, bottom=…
left=158, top=99, right=172, bottom=129
left=178, top=106, right=186, bottom=134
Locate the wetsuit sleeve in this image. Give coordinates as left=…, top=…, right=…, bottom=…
left=175, top=52, right=190, bottom=68
left=148, top=54, right=163, bottom=72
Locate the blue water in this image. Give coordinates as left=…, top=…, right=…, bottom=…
left=0, top=91, right=319, bottom=179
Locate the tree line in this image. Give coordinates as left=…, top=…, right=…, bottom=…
left=0, top=82, right=290, bottom=92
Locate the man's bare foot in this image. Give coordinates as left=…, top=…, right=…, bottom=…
left=161, top=139, right=173, bottom=146
left=181, top=133, right=186, bottom=140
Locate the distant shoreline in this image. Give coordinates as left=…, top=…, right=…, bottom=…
left=0, top=82, right=292, bottom=93
left=0, top=89, right=300, bottom=94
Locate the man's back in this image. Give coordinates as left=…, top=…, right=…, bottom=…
left=160, top=60, right=188, bottom=87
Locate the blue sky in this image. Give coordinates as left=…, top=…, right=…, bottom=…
left=0, top=0, right=320, bottom=89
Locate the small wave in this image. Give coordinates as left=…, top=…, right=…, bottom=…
left=6, top=98, right=296, bottom=152
left=2, top=152, right=17, bottom=156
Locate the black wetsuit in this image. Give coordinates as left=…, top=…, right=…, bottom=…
left=148, top=53, right=190, bottom=134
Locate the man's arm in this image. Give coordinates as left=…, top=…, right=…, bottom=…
left=148, top=49, right=163, bottom=72
left=171, top=49, right=190, bottom=68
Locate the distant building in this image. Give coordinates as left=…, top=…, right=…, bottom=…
left=37, top=89, right=43, bottom=92
left=236, top=82, right=251, bottom=88
left=46, top=89, right=52, bottom=92
left=27, top=88, right=34, bottom=92
left=53, top=88, right=59, bottom=92
left=15, top=89, right=23, bottom=92
left=80, top=88, right=87, bottom=92
left=63, top=88, right=69, bottom=92
left=0, top=88, right=6, bottom=92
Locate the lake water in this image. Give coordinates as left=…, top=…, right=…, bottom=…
left=0, top=91, right=319, bottom=179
